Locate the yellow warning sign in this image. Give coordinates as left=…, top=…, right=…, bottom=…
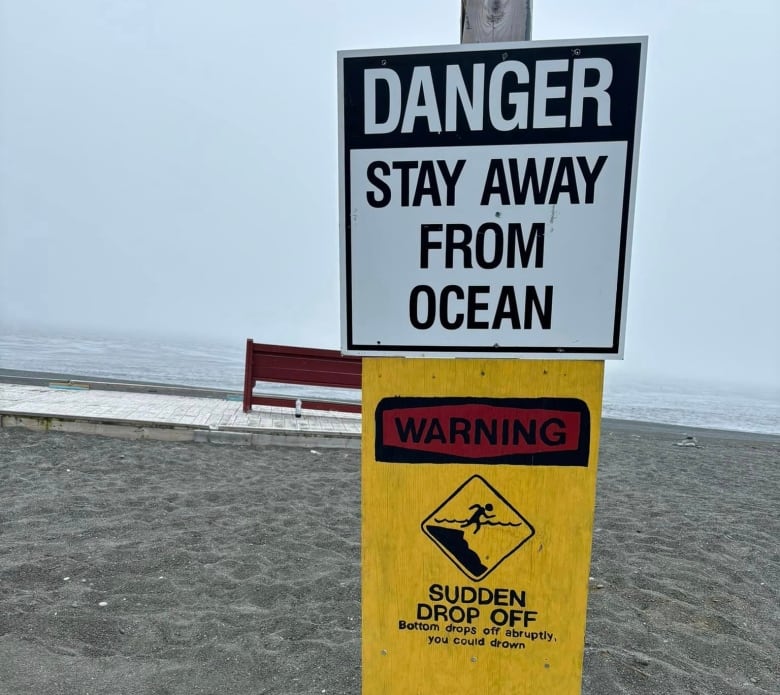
left=362, top=357, right=604, bottom=695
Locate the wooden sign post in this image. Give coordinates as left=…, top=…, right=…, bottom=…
left=337, top=7, right=646, bottom=691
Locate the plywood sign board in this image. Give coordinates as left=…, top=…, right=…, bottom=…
left=338, top=37, right=647, bottom=358
left=361, top=357, right=604, bottom=694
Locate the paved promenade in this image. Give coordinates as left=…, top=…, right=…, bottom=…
left=0, top=380, right=361, bottom=448
left=3, top=376, right=773, bottom=449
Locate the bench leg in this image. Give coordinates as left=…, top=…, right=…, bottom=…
left=242, top=338, right=254, bottom=413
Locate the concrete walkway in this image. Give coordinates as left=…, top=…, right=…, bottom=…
left=0, top=381, right=361, bottom=448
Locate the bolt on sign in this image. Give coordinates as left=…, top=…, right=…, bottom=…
left=338, top=37, right=647, bottom=358
left=339, top=36, right=646, bottom=695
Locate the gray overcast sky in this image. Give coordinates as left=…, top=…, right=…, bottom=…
left=0, top=0, right=778, bottom=388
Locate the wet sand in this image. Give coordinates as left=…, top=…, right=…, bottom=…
left=0, top=424, right=778, bottom=694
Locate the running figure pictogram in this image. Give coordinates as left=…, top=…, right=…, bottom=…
left=423, top=475, right=536, bottom=581
left=461, top=503, right=495, bottom=534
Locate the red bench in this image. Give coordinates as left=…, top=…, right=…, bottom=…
left=242, top=339, right=362, bottom=414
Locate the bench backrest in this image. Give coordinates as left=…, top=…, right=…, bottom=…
left=243, top=339, right=361, bottom=413
left=248, top=341, right=361, bottom=389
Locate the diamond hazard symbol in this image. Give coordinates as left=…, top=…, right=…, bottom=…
left=421, top=475, right=535, bottom=582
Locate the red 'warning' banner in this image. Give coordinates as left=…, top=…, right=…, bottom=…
left=375, top=397, right=590, bottom=466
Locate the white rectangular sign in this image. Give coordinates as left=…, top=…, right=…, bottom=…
left=338, top=37, right=647, bottom=358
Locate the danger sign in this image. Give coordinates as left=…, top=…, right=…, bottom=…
left=338, top=37, right=647, bottom=357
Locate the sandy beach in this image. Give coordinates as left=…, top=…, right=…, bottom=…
left=0, top=423, right=778, bottom=694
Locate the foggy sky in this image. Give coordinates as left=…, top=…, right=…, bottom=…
left=1, top=1, right=778, bottom=389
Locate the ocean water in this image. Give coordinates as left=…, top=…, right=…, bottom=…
left=0, top=330, right=778, bottom=436
left=601, top=375, right=779, bottom=436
